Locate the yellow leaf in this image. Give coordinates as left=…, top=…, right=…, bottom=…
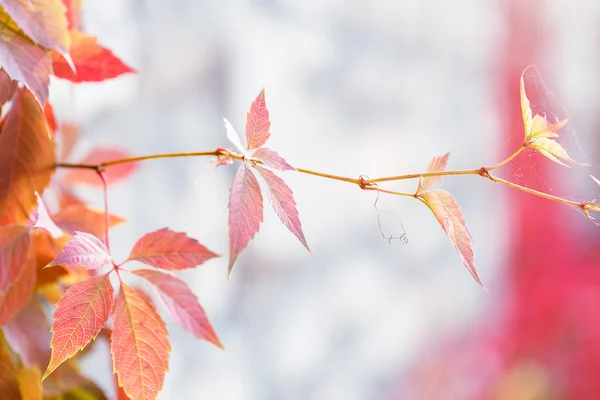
left=528, top=137, right=587, bottom=168
left=520, top=73, right=533, bottom=142
left=16, top=366, right=42, bottom=400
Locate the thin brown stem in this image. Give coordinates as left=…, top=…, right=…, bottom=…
left=97, top=169, right=111, bottom=251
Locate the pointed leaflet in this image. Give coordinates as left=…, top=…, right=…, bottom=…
left=46, top=231, right=112, bottom=270
left=30, top=192, right=63, bottom=238
left=52, top=31, right=135, bottom=82
left=112, top=282, right=170, bottom=400
left=419, top=189, right=485, bottom=289
left=223, top=117, right=247, bottom=156
left=43, top=274, right=113, bottom=380
left=3, top=296, right=51, bottom=370
left=64, top=148, right=138, bottom=186
left=228, top=162, right=263, bottom=274
left=0, top=224, right=36, bottom=325
left=53, top=204, right=125, bottom=238
left=417, top=152, right=450, bottom=194
left=252, top=147, right=295, bottom=171
left=0, top=10, right=51, bottom=105
left=528, top=137, right=587, bottom=168
left=127, top=228, right=218, bottom=271
left=245, top=89, right=270, bottom=149
left=0, top=88, right=55, bottom=224
left=0, top=0, right=70, bottom=55
left=254, top=165, right=310, bottom=252
left=133, top=269, right=222, bottom=348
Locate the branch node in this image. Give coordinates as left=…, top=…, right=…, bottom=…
left=478, top=167, right=495, bottom=181
left=359, top=175, right=378, bottom=190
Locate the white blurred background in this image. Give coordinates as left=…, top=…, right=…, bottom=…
left=49, top=1, right=600, bottom=399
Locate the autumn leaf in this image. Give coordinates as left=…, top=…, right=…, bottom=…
left=64, top=148, right=138, bottom=186
left=112, top=282, right=170, bottom=400
left=0, top=10, right=51, bottom=104
left=419, top=189, right=485, bottom=289
left=30, top=192, right=63, bottom=238
left=417, top=152, right=450, bottom=194
left=62, top=0, right=80, bottom=30
left=3, top=295, right=51, bottom=370
left=228, top=162, right=263, bottom=275
left=16, top=366, right=43, bottom=399
left=255, top=165, right=310, bottom=252
left=52, top=30, right=135, bottom=82
left=520, top=72, right=586, bottom=167
left=0, top=88, right=55, bottom=224
left=126, top=228, right=218, bottom=271
left=223, top=117, right=247, bottom=156
left=0, top=225, right=36, bottom=325
left=0, top=0, right=70, bottom=55
left=43, top=274, right=113, bottom=380
left=245, top=88, right=270, bottom=150
left=0, top=337, right=20, bottom=399
left=134, top=269, right=222, bottom=348
left=43, top=101, right=58, bottom=135
left=46, top=231, right=112, bottom=270
left=53, top=203, right=125, bottom=238
left=0, top=68, right=16, bottom=104
left=252, top=147, right=295, bottom=171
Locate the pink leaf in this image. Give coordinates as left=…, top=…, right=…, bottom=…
left=43, top=274, right=113, bottom=379
left=133, top=269, right=222, bottom=348
left=64, top=148, right=138, bottom=186
left=417, top=152, right=450, bottom=194
left=245, top=89, right=270, bottom=150
left=46, top=231, right=112, bottom=270
left=29, top=192, right=63, bottom=238
left=126, top=228, right=218, bottom=270
left=228, top=163, right=263, bottom=275
left=252, top=147, right=295, bottom=171
left=419, top=189, right=484, bottom=289
left=255, top=165, right=310, bottom=252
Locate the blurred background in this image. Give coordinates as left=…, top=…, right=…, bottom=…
left=50, top=0, right=600, bottom=399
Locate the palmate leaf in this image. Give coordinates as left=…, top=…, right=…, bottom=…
left=134, top=269, right=222, bottom=348
left=417, top=152, right=450, bottom=194
left=126, top=228, right=218, bottom=270
left=46, top=231, right=112, bottom=270
left=52, top=30, right=135, bottom=83
left=245, top=88, right=270, bottom=150
left=0, top=10, right=51, bottom=104
left=0, top=88, right=55, bottom=224
left=255, top=165, right=310, bottom=252
left=228, top=162, right=263, bottom=275
left=112, top=283, right=170, bottom=400
left=0, top=224, right=36, bottom=325
left=419, top=190, right=484, bottom=289
left=43, top=274, right=113, bottom=380
left=252, top=147, right=295, bottom=171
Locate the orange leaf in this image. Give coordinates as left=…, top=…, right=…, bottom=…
left=0, top=0, right=70, bottom=55
left=228, top=163, right=263, bottom=275
left=53, top=204, right=125, bottom=238
left=245, top=88, right=270, bottom=150
left=0, top=224, right=36, bottom=325
left=43, top=100, right=58, bottom=135
left=134, top=269, right=222, bottom=348
left=417, top=152, right=450, bottom=194
left=127, top=228, right=218, bottom=271
left=0, top=88, right=56, bottom=224
left=44, top=274, right=113, bottom=380
left=16, top=366, right=42, bottom=400
left=112, top=283, right=170, bottom=400
left=0, top=10, right=51, bottom=104
left=0, top=68, right=16, bottom=105
left=0, top=338, right=20, bottom=399
left=52, top=31, right=135, bottom=83
left=419, top=189, right=485, bottom=289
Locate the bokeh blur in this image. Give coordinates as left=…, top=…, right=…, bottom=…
left=51, top=0, right=600, bottom=399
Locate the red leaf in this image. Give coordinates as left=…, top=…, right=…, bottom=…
left=0, top=68, right=16, bottom=105
left=0, top=224, right=36, bottom=325
left=44, top=274, right=113, bottom=380
left=0, top=11, right=51, bottom=105
left=62, top=0, right=80, bottom=30
left=64, top=148, right=137, bottom=186
left=52, top=31, right=135, bottom=83
left=44, top=101, right=58, bottom=135
left=112, top=282, right=170, bottom=400
left=134, top=269, right=222, bottom=348
left=0, top=88, right=56, bottom=224
left=0, top=0, right=70, bottom=55
left=245, top=88, right=270, bottom=150
left=255, top=165, right=310, bottom=252
left=127, top=228, right=218, bottom=271
left=253, top=147, right=295, bottom=171
left=3, top=295, right=51, bottom=370
left=46, top=231, right=112, bottom=270
left=417, top=152, right=450, bottom=194
left=53, top=204, right=125, bottom=238
left=419, top=189, right=485, bottom=289
left=228, top=163, right=263, bottom=275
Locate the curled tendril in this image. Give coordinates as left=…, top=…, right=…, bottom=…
left=373, top=190, right=408, bottom=244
